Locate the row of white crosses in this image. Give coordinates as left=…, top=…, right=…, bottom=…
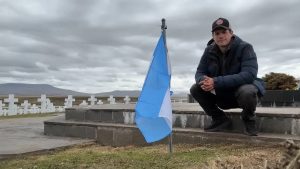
left=66, top=95, right=103, bottom=107
left=78, top=95, right=115, bottom=106
left=78, top=95, right=131, bottom=106
left=1, top=94, right=133, bottom=116
left=1, top=94, right=63, bottom=116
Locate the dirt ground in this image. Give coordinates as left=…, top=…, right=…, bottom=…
left=206, top=140, right=299, bottom=169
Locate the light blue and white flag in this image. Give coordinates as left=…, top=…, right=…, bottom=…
left=135, top=33, right=172, bottom=143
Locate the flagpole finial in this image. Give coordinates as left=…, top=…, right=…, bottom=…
left=161, top=18, right=167, bottom=31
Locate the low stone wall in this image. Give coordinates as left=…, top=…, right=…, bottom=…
left=188, top=90, right=300, bottom=107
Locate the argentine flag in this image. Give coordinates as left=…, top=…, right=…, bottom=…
left=135, top=33, right=172, bottom=143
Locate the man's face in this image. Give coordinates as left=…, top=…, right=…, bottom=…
left=212, top=29, right=233, bottom=48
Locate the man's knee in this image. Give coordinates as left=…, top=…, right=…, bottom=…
left=190, top=83, right=201, bottom=96
left=236, top=84, right=258, bottom=107
left=190, top=83, right=207, bottom=102
left=237, top=84, right=257, bottom=98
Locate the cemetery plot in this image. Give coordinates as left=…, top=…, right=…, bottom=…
left=0, top=94, right=134, bottom=116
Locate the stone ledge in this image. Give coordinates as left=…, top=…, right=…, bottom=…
left=62, top=106, right=300, bottom=135
left=44, top=119, right=300, bottom=147
left=66, top=103, right=300, bottom=118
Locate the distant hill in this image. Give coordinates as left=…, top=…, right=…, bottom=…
left=0, top=83, right=90, bottom=96
left=0, top=83, right=188, bottom=98
left=95, top=90, right=141, bottom=97
left=95, top=90, right=188, bottom=98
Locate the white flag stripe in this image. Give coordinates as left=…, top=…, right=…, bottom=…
left=158, top=88, right=172, bottom=129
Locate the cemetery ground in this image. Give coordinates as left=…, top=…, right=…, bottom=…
left=0, top=112, right=59, bottom=120
left=0, top=110, right=288, bottom=169
left=0, top=141, right=284, bottom=169
left=2, top=95, right=300, bottom=168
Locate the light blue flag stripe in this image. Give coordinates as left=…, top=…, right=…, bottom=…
left=135, top=33, right=172, bottom=143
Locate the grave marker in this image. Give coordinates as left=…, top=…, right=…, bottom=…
left=0, top=100, right=5, bottom=116
left=124, top=96, right=131, bottom=104
left=79, top=100, right=88, bottom=106
left=64, top=95, right=75, bottom=108
left=88, top=95, right=97, bottom=105
left=107, top=95, right=116, bottom=104
left=30, top=104, right=39, bottom=114
left=45, top=98, right=54, bottom=113
left=38, top=94, right=47, bottom=113
left=4, top=94, right=18, bottom=116
left=21, top=100, right=30, bottom=114
left=96, top=100, right=103, bottom=105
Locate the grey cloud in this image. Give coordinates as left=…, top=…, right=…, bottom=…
left=0, top=0, right=299, bottom=93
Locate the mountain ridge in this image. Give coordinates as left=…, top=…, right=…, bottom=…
left=0, top=83, right=188, bottom=97
left=0, top=83, right=89, bottom=96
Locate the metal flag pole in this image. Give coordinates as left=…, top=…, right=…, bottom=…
left=161, top=18, right=167, bottom=48
left=161, top=18, right=173, bottom=155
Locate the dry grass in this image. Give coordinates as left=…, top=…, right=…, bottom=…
left=0, top=143, right=284, bottom=169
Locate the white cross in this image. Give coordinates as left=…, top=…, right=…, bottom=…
left=45, top=98, right=53, bottom=113
left=88, top=95, right=97, bottom=105
left=64, top=95, right=75, bottom=108
left=21, top=100, right=31, bottom=114
left=4, top=94, right=18, bottom=115
left=96, top=100, right=103, bottom=105
left=107, top=95, right=116, bottom=104
left=30, top=104, right=39, bottom=114
left=124, top=96, right=131, bottom=104
left=38, top=94, right=47, bottom=113
left=47, top=102, right=55, bottom=112
left=79, top=100, right=88, bottom=106
left=0, top=100, right=5, bottom=116
left=12, top=105, right=18, bottom=115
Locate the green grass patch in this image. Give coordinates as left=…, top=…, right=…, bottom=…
left=0, top=143, right=282, bottom=169
left=0, top=112, right=61, bottom=120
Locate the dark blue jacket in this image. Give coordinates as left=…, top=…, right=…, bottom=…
left=195, top=35, right=265, bottom=96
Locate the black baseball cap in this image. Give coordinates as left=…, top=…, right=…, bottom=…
left=212, top=18, right=231, bottom=32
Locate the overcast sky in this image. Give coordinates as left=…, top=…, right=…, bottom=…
left=0, top=0, right=299, bottom=94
